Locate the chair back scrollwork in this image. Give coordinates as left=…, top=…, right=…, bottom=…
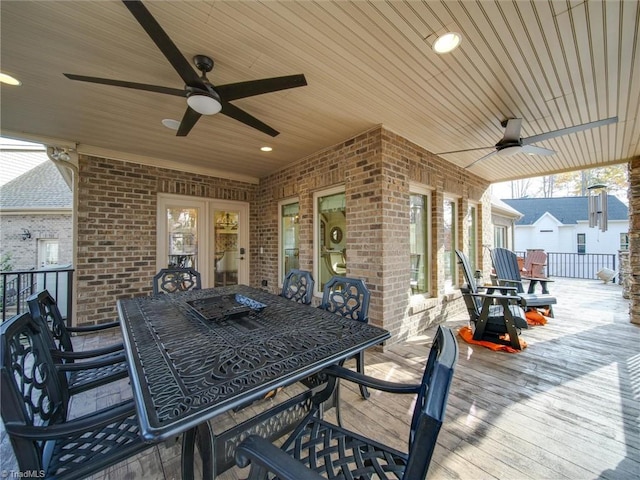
left=153, top=267, right=202, bottom=295
left=27, top=289, right=74, bottom=355
left=319, top=276, right=370, bottom=322
left=281, top=269, right=315, bottom=305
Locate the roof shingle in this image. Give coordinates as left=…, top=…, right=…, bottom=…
left=501, top=196, right=628, bottom=225
left=0, top=161, right=72, bottom=209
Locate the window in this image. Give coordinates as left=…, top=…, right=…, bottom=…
left=577, top=233, right=586, bottom=254
left=620, top=233, right=629, bottom=251
left=314, top=187, right=346, bottom=293
left=443, top=197, right=458, bottom=290
left=166, top=207, right=198, bottom=268
left=279, top=200, right=300, bottom=285
left=410, top=189, right=431, bottom=294
left=494, top=226, right=507, bottom=248
left=38, top=239, right=59, bottom=267
left=467, top=205, right=478, bottom=272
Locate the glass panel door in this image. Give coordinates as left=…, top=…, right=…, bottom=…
left=213, top=210, right=239, bottom=286
left=315, top=188, right=346, bottom=293
left=158, top=195, right=249, bottom=288
left=167, top=207, right=198, bottom=269
left=212, top=201, right=249, bottom=287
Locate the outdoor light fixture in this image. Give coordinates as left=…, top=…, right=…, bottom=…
left=21, top=228, right=31, bottom=241
left=162, top=119, right=181, bottom=130
left=186, top=93, right=222, bottom=115
left=260, top=146, right=273, bottom=152
left=50, top=147, right=71, bottom=161
left=432, top=32, right=462, bottom=54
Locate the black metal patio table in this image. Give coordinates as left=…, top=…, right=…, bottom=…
left=117, top=284, right=390, bottom=479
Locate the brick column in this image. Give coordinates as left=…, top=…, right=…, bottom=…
left=629, top=159, right=640, bottom=324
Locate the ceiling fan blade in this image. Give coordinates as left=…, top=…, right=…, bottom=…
left=176, top=107, right=202, bottom=136
left=216, top=75, right=308, bottom=101
left=522, top=116, right=618, bottom=145
left=63, top=74, right=186, bottom=97
left=465, top=150, right=499, bottom=169
left=502, top=118, right=522, bottom=142
left=221, top=102, right=279, bottom=137
left=520, top=144, right=555, bottom=156
left=436, top=146, right=493, bottom=155
left=122, top=0, right=202, bottom=88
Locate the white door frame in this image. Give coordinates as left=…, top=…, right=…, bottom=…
left=157, top=194, right=249, bottom=288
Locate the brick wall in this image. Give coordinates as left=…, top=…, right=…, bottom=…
left=0, top=213, right=72, bottom=269
left=76, top=155, right=256, bottom=326
left=75, top=128, right=491, bottom=342
left=255, top=126, right=491, bottom=344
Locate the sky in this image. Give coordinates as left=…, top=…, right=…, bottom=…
left=0, top=137, right=48, bottom=186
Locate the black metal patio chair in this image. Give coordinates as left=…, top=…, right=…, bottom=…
left=490, top=247, right=557, bottom=317
left=456, top=250, right=527, bottom=350
left=235, top=325, right=459, bottom=480
left=0, top=312, right=153, bottom=480
left=281, top=269, right=315, bottom=305
left=319, top=275, right=371, bottom=400
left=153, top=267, right=202, bottom=294
left=27, top=290, right=128, bottom=396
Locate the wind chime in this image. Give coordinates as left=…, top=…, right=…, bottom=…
left=588, top=184, right=608, bottom=232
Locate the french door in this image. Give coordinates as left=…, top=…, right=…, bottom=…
left=157, top=194, right=249, bottom=287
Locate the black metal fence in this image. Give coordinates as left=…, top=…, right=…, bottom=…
left=1, top=267, right=74, bottom=322
left=516, top=251, right=617, bottom=282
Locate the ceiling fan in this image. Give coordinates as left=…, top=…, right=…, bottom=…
left=438, top=116, right=618, bottom=168
left=64, top=0, right=307, bottom=137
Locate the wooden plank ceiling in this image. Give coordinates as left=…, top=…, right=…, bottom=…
left=1, top=0, right=638, bottom=184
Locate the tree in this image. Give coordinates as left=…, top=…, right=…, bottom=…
left=550, top=165, right=628, bottom=199
left=541, top=175, right=555, bottom=197
left=510, top=178, right=532, bottom=198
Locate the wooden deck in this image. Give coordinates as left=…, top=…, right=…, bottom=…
left=2, top=277, right=638, bottom=479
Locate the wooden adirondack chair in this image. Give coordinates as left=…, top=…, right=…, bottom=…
left=491, top=248, right=557, bottom=317
left=522, top=250, right=554, bottom=294
left=455, top=250, right=527, bottom=350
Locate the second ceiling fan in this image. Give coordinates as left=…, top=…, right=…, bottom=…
left=438, top=116, right=618, bottom=168
left=64, top=0, right=307, bottom=137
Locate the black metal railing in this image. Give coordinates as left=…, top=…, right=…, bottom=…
left=1, top=268, right=74, bottom=322
left=515, top=251, right=616, bottom=282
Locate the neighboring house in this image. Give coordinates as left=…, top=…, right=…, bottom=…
left=0, top=160, right=73, bottom=270
left=491, top=197, right=523, bottom=251
left=501, top=196, right=629, bottom=278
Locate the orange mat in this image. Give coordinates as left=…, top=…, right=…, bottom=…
left=458, top=326, right=527, bottom=353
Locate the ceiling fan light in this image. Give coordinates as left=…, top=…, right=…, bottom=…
left=497, top=145, right=523, bottom=156
left=187, top=93, right=222, bottom=115
left=433, top=32, right=462, bottom=54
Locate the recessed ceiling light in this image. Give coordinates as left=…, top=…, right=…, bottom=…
left=162, top=119, right=181, bottom=130
left=0, top=73, right=21, bottom=86
left=260, top=146, right=273, bottom=152
left=433, top=32, right=462, bottom=54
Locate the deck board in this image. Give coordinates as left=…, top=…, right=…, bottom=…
left=1, top=278, right=638, bottom=479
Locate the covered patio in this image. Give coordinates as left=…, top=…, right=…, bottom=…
left=2, top=277, right=636, bottom=479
